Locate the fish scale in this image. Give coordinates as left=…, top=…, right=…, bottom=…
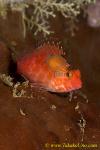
left=17, top=43, right=82, bottom=93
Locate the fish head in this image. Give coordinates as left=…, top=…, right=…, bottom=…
left=49, top=69, right=82, bottom=93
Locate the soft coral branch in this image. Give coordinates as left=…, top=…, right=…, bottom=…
left=0, top=0, right=95, bottom=36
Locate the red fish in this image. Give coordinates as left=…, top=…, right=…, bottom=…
left=17, top=43, right=82, bottom=93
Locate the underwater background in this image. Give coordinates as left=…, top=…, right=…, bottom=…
left=0, top=0, right=100, bottom=149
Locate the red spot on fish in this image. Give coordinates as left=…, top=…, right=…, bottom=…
left=17, top=43, right=82, bottom=93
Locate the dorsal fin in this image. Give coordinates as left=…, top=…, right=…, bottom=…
left=35, top=37, right=66, bottom=56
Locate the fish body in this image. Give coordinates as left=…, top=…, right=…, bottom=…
left=17, top=43, right=82, bottom=93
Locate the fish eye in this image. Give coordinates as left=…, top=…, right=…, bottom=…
left=66, top=71, right=72, bottom=78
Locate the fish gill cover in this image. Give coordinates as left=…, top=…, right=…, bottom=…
left=0, top=0, right=95, bottom=37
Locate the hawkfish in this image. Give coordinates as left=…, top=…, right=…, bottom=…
left=17, top=42, right=82, bottom=93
